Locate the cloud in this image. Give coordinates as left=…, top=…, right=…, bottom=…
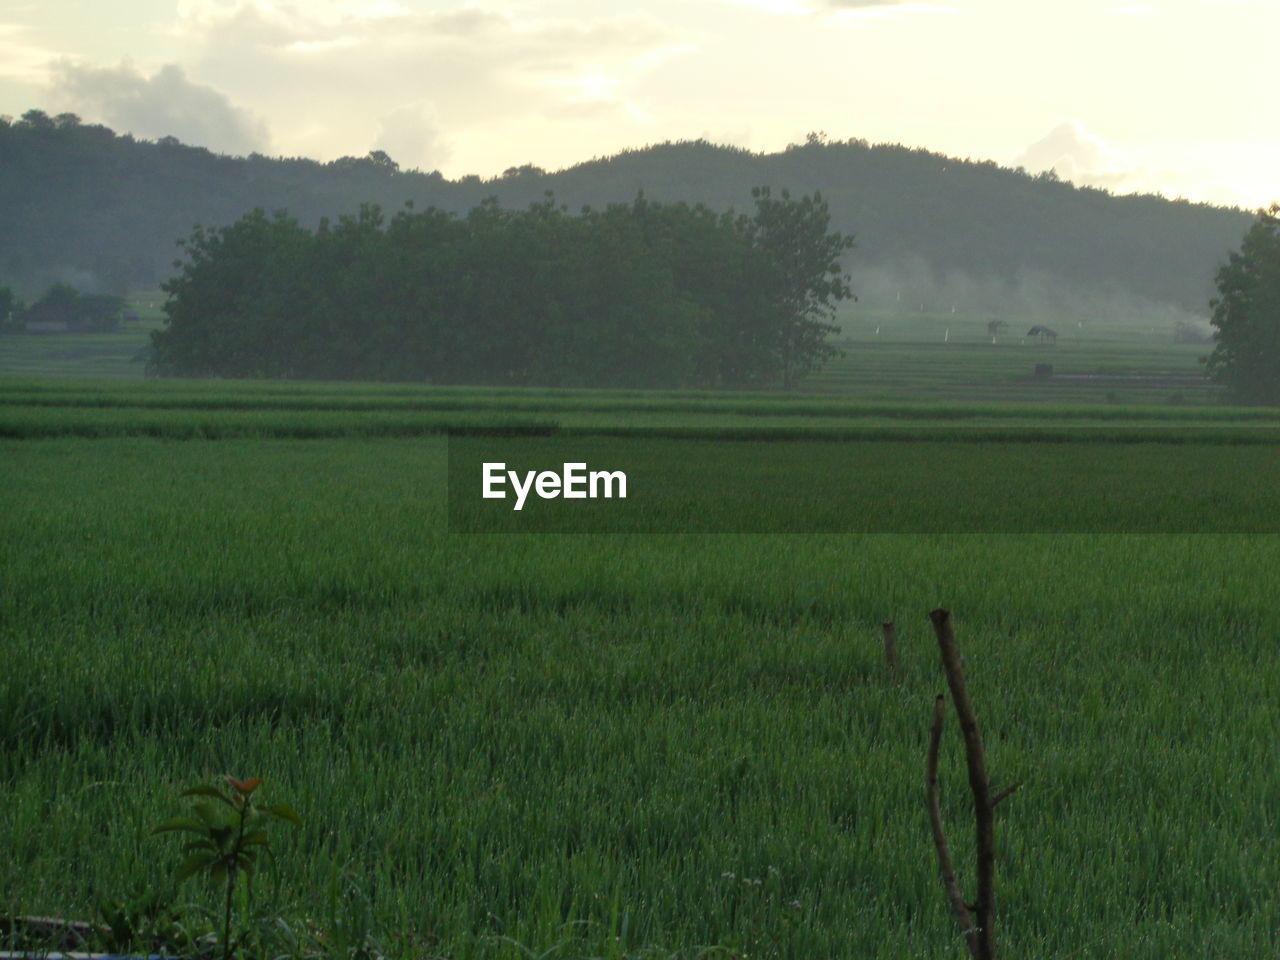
left=708, top=0, right=929, bottom=12
left=0, top=22, right=61, bottom=82
left=420, top=7, right=504, bottom=36
left=48, top=60, right=269, bottom=154
left=173, top=2, right=686, bottom=171
left=543, top=97, right=632, bottom=121
left=187, top=3, right=678, bottom=102
left=372, top=102, right=451, bottom=171
left=704, top=0, right=811, bottom=14
left=1013, top=120, right=1145, bottom=193
left=828, top=2, right=961, bottom=25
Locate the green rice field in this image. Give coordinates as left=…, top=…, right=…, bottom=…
left=3, top=313, right=1279, bottom=958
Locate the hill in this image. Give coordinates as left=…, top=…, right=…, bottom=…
left=0, top=110, right=1254, bottom=320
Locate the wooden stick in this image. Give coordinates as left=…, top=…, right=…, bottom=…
left=3, top=915, right=108, bottom=949
left=926, top=694, right=979, bottom=955
left=881, top=620, right=899, bottom=670
left=930, top=608, right=996, bottom=960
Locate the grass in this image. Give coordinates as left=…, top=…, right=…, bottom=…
left=0, top=304, right=162, bottom=379
left=4, top=430, right=1280, bottom=958
left=3, top=312, right=1279, bottom=958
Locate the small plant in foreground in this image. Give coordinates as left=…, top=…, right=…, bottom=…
left=97, top=887, right=192, bottom=956
left=152, top=775, right=302, bottom=960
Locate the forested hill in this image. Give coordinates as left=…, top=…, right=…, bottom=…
left=0, top=111, right=1255, bottom=315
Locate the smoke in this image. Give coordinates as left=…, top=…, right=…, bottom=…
left=49, top=60, right=270, bottom=155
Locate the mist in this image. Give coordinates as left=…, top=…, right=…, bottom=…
left=845, top=256, right=1210, bottom=333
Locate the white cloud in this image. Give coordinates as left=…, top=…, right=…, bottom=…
left=0, top=22, right=60, bottom=82
left=174, top=0, right=408, bottom=31
left=1013, top=120, right=1146, bottom=193
left=707, top=0, right=812, bottom=14
left=832, top=1, right=959, bottom=21
left=48, top=60, right=270, bottom=155
left=829, top=0, right=939, bottom=6
left=710, top=0, right=951, bottom=15
left=171, top=2, right=685, bottom=172
left=372, top=102, right=451, bottom=171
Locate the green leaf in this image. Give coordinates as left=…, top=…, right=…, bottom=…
left=192, top=801, right=230, bottom=831
left=180, top=784, right=232, bottom=805
left=151, top=815, right=209, bottom=837
left=174, top=851, right=216, bottom=883
left=181, top=839, right=218, bottom=854
left=264, top=803, right=304, bottom=827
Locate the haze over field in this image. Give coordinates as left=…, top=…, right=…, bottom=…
left=1, top=0, right=1275, bottom=211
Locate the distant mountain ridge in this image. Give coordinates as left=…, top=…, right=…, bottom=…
left=0, top=110, right=1255, bottom=317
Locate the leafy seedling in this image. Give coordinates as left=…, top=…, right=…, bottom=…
left=152, top=776, right=302, bottom=960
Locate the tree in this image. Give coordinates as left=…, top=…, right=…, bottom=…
left=1205, top=204, right=1280, bottom=402
left=366, top=150, right=399, bottom=173
left=152, top=209, right=315, bottom=376
left=151, top=190, right=853, bottom=388
left=17, top=109, right=53, bottom=130
left=741, top=187, right=855, bottom=387
left=23, top=282, right=122, bottom=332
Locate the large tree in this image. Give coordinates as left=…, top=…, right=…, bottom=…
left=1205, top=204, right=1280, bottom=402
left=741, top=187, right=854, bottom=387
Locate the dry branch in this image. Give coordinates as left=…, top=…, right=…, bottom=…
left=929, top=607, right=998, bottom=960
left=992, top=783, right=1022, bottom=808
left=926, top=694, right=979, bottom=953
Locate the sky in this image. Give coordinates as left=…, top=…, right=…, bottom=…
left=0, top=0, right=1275, bottom=210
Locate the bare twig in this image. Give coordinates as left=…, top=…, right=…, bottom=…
left=929, top=607, right=997, bottom=960
left=881, top=621, right=899, bottom=671
left=992, top=783, right=1022, bottom=808
left=926, top=695, right=979, bottom=954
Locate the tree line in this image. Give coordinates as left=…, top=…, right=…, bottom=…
left=0, top=110, right=1253, bottom=313
left=150, top=189, right=854, bottom=388
left=0, top=281, right=124, bottom=333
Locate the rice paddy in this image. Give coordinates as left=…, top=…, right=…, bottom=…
left=2, top=313, right=1278, bottom=958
